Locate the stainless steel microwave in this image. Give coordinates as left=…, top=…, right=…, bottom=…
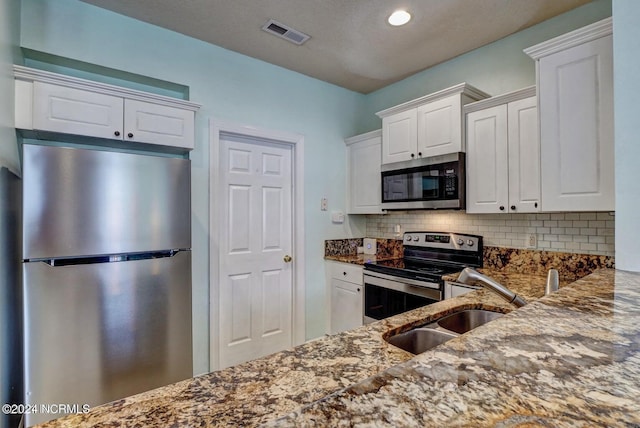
left=381, top=152, right=465, bottom=210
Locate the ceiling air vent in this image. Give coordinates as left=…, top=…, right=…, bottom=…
left=262, top=19, right=310, bottom=45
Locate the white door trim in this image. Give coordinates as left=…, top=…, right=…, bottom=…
left=208, top=118, right=305, bottom=371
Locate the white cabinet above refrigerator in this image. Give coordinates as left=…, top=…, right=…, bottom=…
left=14, top=65, right=200, bottom=151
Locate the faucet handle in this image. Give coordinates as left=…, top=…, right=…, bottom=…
left=545, top=269, right=559, bottom=295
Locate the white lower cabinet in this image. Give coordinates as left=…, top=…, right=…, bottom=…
left=327, top=262, right=363, bottom=334
left=465, top=88, right=540, bottom=214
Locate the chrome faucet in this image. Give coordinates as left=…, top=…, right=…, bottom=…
left=545, top=269, right=560, bottom=295
left=457, top=268, right=527, bottom=308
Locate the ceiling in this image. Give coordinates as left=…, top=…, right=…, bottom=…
left=80, top=0, right=593, bottom=94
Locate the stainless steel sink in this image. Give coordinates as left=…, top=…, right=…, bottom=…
left=386, top=309, right=506, bottom=354
left=436, top=309, right=504, bottom=334
left=386, top=328, right=458, bottom=354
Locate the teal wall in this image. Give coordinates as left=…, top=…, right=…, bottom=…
left=357, top=0, right=612, bottom=133
left=613, top=0, right=640, bottom=271
left=1, top=0, right=22, bottom=425
left=20, top=0, right=366, bottom=375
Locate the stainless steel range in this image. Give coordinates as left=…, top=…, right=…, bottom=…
left=363, top=232, right=483, bottom=323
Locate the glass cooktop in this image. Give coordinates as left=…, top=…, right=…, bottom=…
left=364, top=258, right=463, bottom=282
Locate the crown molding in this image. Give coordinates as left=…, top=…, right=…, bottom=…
left=463, top=86, right=536, bottom=113
left=524, top=17, right=612, bottom=60
left=376, top=83, right=491, bottom=118
left=344, top=129, right=382, bottom=145
left=13, top=65, right=201, bottom=111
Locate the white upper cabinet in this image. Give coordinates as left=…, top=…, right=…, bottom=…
left=377, top=83, right=490, bottom=165
left=525, top=18, right=613, bottom=212
left=417, top=94, right=463, bottom=158
left=381, top=110, right=416, bottom=164
left=507, top=96, right=540, bottom=212
left=124, top=99, right=194, bottom=149
left=15, top=66, right=200, bottom=151
left=32, top=82, right=124, bottom=140
left=345, top=130, right=385, bottom=214
left=465, top=87, right=539, bottom=214
left=466, top=103, right=509, bottom=213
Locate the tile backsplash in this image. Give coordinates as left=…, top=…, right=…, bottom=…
left=365, top=211, right=615, bottom=257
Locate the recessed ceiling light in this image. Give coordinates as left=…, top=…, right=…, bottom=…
left=388, top=10, right=411, bottom=26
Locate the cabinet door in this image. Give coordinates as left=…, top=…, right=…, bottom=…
left=347, top=133, right=384, bottom=214
left=417, top=94, right=462, bottom=157
left=538, top=35, right=613, bottom=211
left=507, top=96, right=540, bottom=213
left=466, top=105, right=509, bottom=213
left=382, top=109, right=417, bottom=164
left=330, top=278, right=363, bottom=334
left=124, top=99, right=195, bottom=149
left=33, top=82, right=123, bottom=140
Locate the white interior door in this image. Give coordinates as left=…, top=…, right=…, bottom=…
left=218, top=135, right=293, bottom=369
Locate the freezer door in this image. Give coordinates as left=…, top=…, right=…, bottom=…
left=23, top=144, right=190, bottom=259
left=23, top=251, right=192, bottom=426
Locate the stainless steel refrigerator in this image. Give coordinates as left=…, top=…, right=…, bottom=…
left=22, top=144, right=193, bottom=427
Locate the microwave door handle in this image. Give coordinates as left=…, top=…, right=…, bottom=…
left=410, top=172, right=421, bottom=199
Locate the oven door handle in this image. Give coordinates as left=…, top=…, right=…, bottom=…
left=364, top=270, right=440, bottom=289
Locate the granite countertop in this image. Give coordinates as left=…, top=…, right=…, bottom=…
left=38, top=268, right=640, bottom=427
left=268, top=269, right=640, bottom=427
left=443, top=268, right=574, bottom=296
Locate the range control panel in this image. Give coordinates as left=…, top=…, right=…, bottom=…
left=403, top=232, right=481, bottom=252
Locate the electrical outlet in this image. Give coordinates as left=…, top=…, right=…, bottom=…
left=526, top=233, right=537, bottom=249
left=320, top=197, right=328, bottom=211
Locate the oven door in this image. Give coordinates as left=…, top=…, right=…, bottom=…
left=363, top=271, right=441, bottom=324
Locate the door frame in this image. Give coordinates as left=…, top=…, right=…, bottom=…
left=208, top=118, right=305, bottom=371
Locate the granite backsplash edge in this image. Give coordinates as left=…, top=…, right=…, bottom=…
left=324, top=238, right=614, bottom=280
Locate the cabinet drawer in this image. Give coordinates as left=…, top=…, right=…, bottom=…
left=329, top=262, right=363, bottom=285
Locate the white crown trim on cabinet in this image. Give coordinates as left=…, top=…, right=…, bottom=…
left=523, top=17, right=612, bottom=60
left=13, top=65, right=201, bottom=111
left=375, top=83, right=490, bottom=118
left=344, top=129, right=382, bottom=145
left=463, top=86, right=536, bottom=114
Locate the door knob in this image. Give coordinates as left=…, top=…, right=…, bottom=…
left=283, top=255, right=292, bottom=263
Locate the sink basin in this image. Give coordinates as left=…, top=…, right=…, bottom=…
left=386, top=309, right=506, bottom=354
left=436, top=309, right=504, bottom=334
left=386, top=328, right=457, bottom=354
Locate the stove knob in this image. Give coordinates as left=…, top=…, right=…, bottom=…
left=412, top=235, right=419, bottom=242
left=466, top=240, right=474, bottom=247
left=457, top=239, right=464, bottom=246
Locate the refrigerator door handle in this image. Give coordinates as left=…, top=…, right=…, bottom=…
left=28, top=249, right=190, bottom=267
